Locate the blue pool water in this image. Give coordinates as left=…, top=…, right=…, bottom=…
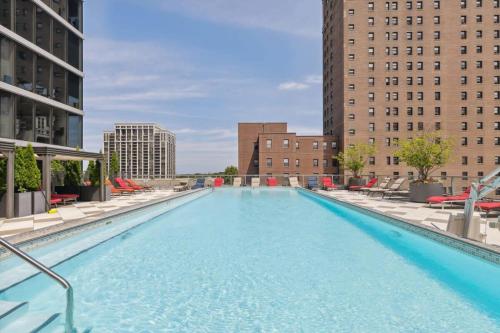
left=2, top=188, right=500, bottom=332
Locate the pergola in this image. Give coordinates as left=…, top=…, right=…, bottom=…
left=0, top=139, right=106, bottom=219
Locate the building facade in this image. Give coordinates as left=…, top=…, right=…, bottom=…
left=238, top=122, right=339, bottom=175
left=103, top=123, right=176, bottom=180
left=0, top=0, right=83, bottom=148
left=323, top=0, right=500, bottom=179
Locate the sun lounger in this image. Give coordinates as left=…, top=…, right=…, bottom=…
left=367, top=178, right=392, bottom=196
left=191, top=178, right=206, bottom=189
left=427, top=188, right=471, bottom=209
left=475, top=202, right=500, bottom=214
left=51, top=193, right=79, bottom=204
left=289, top=177, right=300, bottom=188
left=307, top=176, right=320, bottom=191
left=50, top=198, right=62, bottom=207
left=115, top=178, right=139, bottom=192
left=379, top=178, right=407, bottom=198
left=251, top=178, right=260, bottom=188
left=350, top=178, right=377, bottom=191
left=233, top=177, right=242, bottom=187
left=321, top=177, right=337, bottom=191
left=127, top=179, right=154, bottom=191
left=106, top=179, right=134, bottom=195
left=214, top=177, right=224, bottom=187
left=266, top=177, right=278, bottom=187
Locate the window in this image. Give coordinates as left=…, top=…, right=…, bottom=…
left=0, top=92, right=13, bottom=138
left=323, top=159, right=328, bottom=168
left=477, top=156, right=484, bottom=164
left=369, top=123, right=375, bottom=132
left=323, top=142, right=328, bottom=150
left=283, top=139, right=289, bottom=148
left=477, top=137, right=484, bottom=144
left=283, top=158, right=289, bottom=167
left=266, top=139, right=272, bottom=149
left=266, top=158, right=272, bottom=167
left=313, top=159, right=319, bottom=167
left=433, top=0, right=440, bottom=9
left=461, top=137, right=468, bottom=146
left=462, top=156, right=468, bottom=165
left=313, top=141, right=319, bottom=150
left=253, top=159, right=258, bottom=167
left=295, top=159, right=300, bottom=167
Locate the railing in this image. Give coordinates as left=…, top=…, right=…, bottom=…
left=0, top=237, right=74, bottom=333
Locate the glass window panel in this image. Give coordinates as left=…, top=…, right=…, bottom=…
left=67, top=0, right=80, bottom=30
left=52, top=108, right=66, bottom=146
left=68, top=114, right=81, bottom=148
left=53, top=21, right=66, bottom=61
left=0, top=0, right=12, bottom=29
left=51, top=0, right=67, bottom=19
left=0, top=36, right=14, bottom=84
left=35, top=103, right=50, bottom=143
left=52, top=64, right=66, bottom=103
left=35, top=55, right=50, bottom=97
left=15, top=0, right=34, bottom=42
left=16, top=45, right=33, bottom=91
left=15, top=97, right=33, bottom=141
left=35, top=6, right=51, bottom=52
left=0, top=92, right=13, bottom=138
left=67, top=72, right=80, bottom=108
left=67, top=32, right=80, bottom=69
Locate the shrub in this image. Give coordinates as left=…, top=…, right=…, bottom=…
left=0, top=158, right=6, bottom=193
left=64, top=160, right=82, bottom=187
left=223, top=165, right=238, bottom=184
left=334, top=143, right=376, bottom=178
left=14, top=145, right=41, bottom=192
left=109, top=152, right=120, bottom=178
left=395, top=132, right=454, bottom=182
left=86, top=161, right=100, bottom=186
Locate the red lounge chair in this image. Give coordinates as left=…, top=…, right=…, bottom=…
left=127, top=179, right=153, bottom=191
left=52, top=193, right=79, bottom=204
left=350, top=178, right=377, bottom=191
left=475, top=202, right=500, bottom=213
left=321, top=177, right=337, bottom=190
left=266, top=177, right=278, bottom=187
left=123, top=179, right=145, bottom=191
left=214, top=178, right=224, bottom=187
left=106, top=180, right=134, bottom=195
left=115, top=178, right=138, bottom=192
left=427, top=188, right=471, bottom=208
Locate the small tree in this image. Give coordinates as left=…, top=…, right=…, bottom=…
left=109, top=152, right=120, bottom=178
left=395, top=132, right=454, bottom=182
left=64, top=160, right=82, bottom=187
left=86, top=161, right=100, bottom=186
left=335, top=143, right=376, bottom=178
left=14, top=145, right=41, bottom=192
left=223, top=165, right=238, bottom=184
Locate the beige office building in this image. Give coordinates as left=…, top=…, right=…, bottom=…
left=104, top=123, right=176, bottom=180
left=323, top=0, right=500, bottom=179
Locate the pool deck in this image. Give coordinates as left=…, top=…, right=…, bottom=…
left=317, top=189, right=500, bottom=248
left=0, top=190, right=176, bottom=238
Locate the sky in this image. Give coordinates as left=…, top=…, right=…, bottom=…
left=83, top=0, right=323, bottom=173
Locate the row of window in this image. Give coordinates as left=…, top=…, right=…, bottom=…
left=364, top=156, right=500, bottom=166
left=263, top=139, right=337, bottom=150
left=351, top=60, right=500, bottom=72
left=0, top=36, right=81, bottom=109
left=365, top=0, right=496, bottom=12
left=349, top=122, right=500, bottom=134
left=361, top=76, right=500, bottom=87
left=358, top=106, right=500, bottom=117
left=0, top=92, right=82, bottom=147
left=259, top=158, right=336, bottom=168
left=349, top=91, right=500, bottom=103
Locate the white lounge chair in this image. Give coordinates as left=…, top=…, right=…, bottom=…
left=251, top=177, right=260, bottom=188
left=365, top=178, right=392, bottom=196
left=289, top=177, right=300, bottom=188
left=381, top=178, right=409, bottom=198
left=233, top=177, right=242, bottom=187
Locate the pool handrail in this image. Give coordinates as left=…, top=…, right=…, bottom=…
left=0, top=237, right=74, bottom=333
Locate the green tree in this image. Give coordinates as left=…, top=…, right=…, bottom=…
left=109, top=152, right=120, bottom=178
left=14, top=145, right=41, bottom=192
left=0, top=158, right=6, bottom=193
left=395, top=132, right=454, bottom=182
left=86, top=161, right=100, bottom=186
left=334, top=143, right=376, bottom=178
left=64, top=160, right=82, bottom=187
left=223, top=165, right=238, bottom=184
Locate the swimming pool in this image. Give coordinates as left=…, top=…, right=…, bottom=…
left=1, top=188, right=500, bottom=332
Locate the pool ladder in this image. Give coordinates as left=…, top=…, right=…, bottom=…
left=0, top=237, right=74, bottom=333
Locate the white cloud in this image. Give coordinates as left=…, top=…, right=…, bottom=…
left=305, top=75, right=322, bottom=84
left=145, top=0, right=322, bottom=38
left=278, top=82, right=310, bottom=91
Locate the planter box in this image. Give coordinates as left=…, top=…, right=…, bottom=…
left=32, top=191, right=48, bottom=215
left=348, top=178, right=366, bottom=187
left=80, top=186, right=111, bottom=202
left=14, top=192, right=32, bottom=217
left=54, top=186, right=82, bottom=197
left=409, top=182, right=444, bottom=203
left=0, top=193, right=5, bottom=218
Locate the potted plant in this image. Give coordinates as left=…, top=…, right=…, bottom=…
left=14, top=145, right=43, bottom=216
left=334, top=143, right=376, bottom=187
left=80, top=161, right=110, bottom=201
left=55, top=158, right=83, bottom=197
left=395, top=132, right=454, bottom=203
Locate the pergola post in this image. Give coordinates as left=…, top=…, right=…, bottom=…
left=41, top=155, right=53, bottom=210
left=5, top=151, right=14, bottom=219
left=98, top=159, right=105, bottom=202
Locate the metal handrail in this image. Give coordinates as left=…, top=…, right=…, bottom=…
left=0, top=237, right=74, bottom=333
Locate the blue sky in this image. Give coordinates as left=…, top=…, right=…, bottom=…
left=83, top=0, right=323, bottom=173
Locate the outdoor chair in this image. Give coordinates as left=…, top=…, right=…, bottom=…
left=350, top=178, right=377, bottom=191
left=288, top=177, right=300, bottom=188
left=251, top=178, right=260, bottom=188
left=381, top=178, right=409, bottom=199
left=321, top=177, right=337, bottom=191
left=266, top=177, right=278, bottom=187
left=307, top=177, right=320, bottom=191
left=191, top=178, right=206, bottom=189
left=233, top=177, right=242, bottom=187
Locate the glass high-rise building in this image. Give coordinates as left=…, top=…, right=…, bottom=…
left=0, top=0, right=83, bottom=148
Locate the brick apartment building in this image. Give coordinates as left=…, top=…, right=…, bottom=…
left=238, top=123, right=339, bottom=175
left=323, top=0, right=500, bottom=179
